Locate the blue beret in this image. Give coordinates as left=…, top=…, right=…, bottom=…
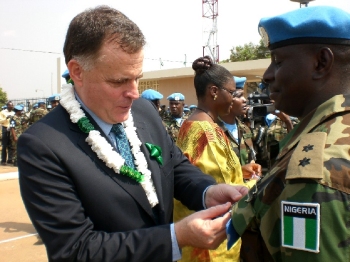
left=183, top=108, right=190, bottom=112
left=37, top=100, right=45, bottom=105
left=14, top=105, right=24, bottom=111
left=259, top=82, right=268, bottom=90
left=258, top=6, right=350, bottom=50
left=62, top=69, right=70, bottom=78
left=233, top=76, right=247, bottom=89
left=49, top=94, right=61, bottom=102
left=141, top=89, right=163, bottom=100
left=189, top=105, right=197, bottom=109
left=167, top=93, right=185, bottom=101
left=265, top=113, right=277, bottom=127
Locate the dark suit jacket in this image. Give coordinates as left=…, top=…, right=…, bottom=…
left=18, top=98, right=216, bottom=262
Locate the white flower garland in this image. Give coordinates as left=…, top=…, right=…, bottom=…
left=60, top=84, right=159, bottom=207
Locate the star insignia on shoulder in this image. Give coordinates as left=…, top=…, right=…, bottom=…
left=302, top=144, right=314, bottom=152
left=299, top=157, right=311, bottom=167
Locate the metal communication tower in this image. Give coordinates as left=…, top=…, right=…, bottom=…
left=202, top=0, right=219, bottom=63
left=290, top=0, right=315, bottom=8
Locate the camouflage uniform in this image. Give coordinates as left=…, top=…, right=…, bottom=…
left=218, top=118, right=256, bottom=166
left=249, top=121, right=270, bottom=173
left=250, top=116, right=299, bottom=174
left=230, top=94, right=350, bottom=261
left=266, top=116, right=300, bottom=167
left=162, top=114, right=187, bottom=143
left=9, top=115, right=28, bottom=165
left=159, top=106, right=168, bottom=119
left=29, top=108, right=48, bottom=125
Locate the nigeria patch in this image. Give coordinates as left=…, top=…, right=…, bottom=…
left=281, top=201, right=320, bottom=253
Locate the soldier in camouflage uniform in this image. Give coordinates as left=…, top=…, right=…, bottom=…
left=162, top=92, right=187, bottom=142
left=265, top=111, right=299, bottom=167
left=159, top=105, right=168, bottom=119
left=9, top=105, right=27, bottom=166
left=228, top=6, right=350, bottom=261
left=247, top=85, right=298, bottom=173
left=219, top=76, right=257, bottom=168
left=29, top=100, right=48, bottom=125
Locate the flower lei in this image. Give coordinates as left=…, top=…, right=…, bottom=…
left=60, top=84, right=159, bottom=207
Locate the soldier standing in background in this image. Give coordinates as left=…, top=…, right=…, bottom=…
left=162, top=92, right=187, bottom=142
left=0, top=101, right=15, bottom=165
left=140, top=89, right=163, bottom=112
left=29, top=100, right=48, bottom=125
left=219, top=76, right=257, bottom=168
left=48, top=94, right=61, bottom=109
left=228, top=6, right=350, bottom=261
left=265, top=108, right=298, bottom=167
left=9, top=105, right=28, bottom=166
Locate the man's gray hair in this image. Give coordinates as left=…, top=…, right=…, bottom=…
left=63, top=5, right=146, bottom=68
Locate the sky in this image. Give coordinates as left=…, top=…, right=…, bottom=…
left=1, top=0, right=349, bottom=100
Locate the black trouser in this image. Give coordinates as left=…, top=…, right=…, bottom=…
left=2, top=126, right=14, bottom=163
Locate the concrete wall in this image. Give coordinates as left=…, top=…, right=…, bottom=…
left=158, top=77, right=197, bottom=106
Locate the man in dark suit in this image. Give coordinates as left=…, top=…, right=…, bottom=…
left=18, top=6, right=248, bottom=262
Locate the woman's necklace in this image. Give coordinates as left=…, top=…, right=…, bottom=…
left=196, top=107, right=215, bottom=122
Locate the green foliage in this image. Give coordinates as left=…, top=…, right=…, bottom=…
left=221, top=39, right=271, bottom=63
left=0, top=87, right=8, bottom=108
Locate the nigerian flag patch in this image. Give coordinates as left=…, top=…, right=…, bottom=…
left=281, top=201, right=320, bottom=253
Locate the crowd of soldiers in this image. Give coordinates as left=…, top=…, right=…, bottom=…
left=0, top=95, right=61, bottom=166
left=2, top=81, right=295, bottom=169
left=141, top=78, right=298, bottom=173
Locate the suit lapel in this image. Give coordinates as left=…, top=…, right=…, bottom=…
left=132, top=117, right=163, bottom=210
left=72, top=113, right=156, bottom=221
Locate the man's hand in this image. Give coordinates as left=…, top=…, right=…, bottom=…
left=175, top=202, right=231, bottom=249
left=204, top=184, right=249, bottom=208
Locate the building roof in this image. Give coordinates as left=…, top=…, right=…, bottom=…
left=142, top=58, right=270, bottom=82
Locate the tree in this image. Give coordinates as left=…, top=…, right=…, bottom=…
left=0, top=87, right=8, bottom=108
left=220, top=39, right=270, bottom=63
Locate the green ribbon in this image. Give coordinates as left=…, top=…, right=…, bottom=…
left=145, top=143, right=163, bottom=165
left=77, top=117, right=95, bottom=133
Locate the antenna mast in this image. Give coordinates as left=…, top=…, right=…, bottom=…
left=202, top=0, right=219, bottom=63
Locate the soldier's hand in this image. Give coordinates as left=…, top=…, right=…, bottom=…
left=242, top=161, right=262, bottom=180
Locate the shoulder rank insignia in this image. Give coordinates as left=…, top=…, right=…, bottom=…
left=286, top=132, right=326, bottom=180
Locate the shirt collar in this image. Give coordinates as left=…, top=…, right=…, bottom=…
left=75, top=91, right=112, bottom=137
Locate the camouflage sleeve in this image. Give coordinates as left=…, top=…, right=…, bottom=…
left=231, top=182, right=350, bottom=261
left=230, top=131, right=350, bottom=261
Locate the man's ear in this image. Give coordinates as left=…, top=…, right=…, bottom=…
left=313, top=47, right=334, bottom=80
left=67, top=60, right=83, bottom=87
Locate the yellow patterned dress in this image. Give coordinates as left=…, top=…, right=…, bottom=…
left=174, top=120, right=245, bottom=262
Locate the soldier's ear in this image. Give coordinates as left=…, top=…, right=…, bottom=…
left=313, top=47, right=334, bottom=80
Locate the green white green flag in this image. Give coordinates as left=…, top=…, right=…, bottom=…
left=281, top=201, right=320, bottom=253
